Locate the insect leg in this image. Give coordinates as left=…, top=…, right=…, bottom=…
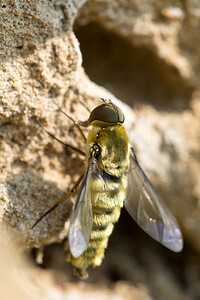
left=54, top=104, right=87, bottom=142
left=36, top=121, right=85, bottom=157
left=74, top=88, right=91, bottom=113
left=31, top=172, right=84, bottom=229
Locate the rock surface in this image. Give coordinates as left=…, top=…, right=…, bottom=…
left=0, top=0, right=200, bottom=299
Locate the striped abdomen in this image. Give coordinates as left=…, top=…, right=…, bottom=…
left=67, top=173, right=127, bottom=271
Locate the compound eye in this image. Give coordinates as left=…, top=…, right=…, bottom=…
left=89, top=104, right=124, bottom=124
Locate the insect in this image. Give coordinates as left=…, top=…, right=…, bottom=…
left=32, top=99, right=183, bottom=279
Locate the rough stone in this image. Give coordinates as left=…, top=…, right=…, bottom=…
left=0, top=0, right=200, bottom=299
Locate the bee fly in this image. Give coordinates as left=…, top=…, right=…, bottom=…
left=32, top=99, right=183, bottom=278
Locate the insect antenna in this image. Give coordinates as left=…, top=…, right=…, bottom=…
left=100, top=97, right=107, bottom=103
left=31, top=172, right=84, bottom=229
left=100, top=98, right=114, bottom=105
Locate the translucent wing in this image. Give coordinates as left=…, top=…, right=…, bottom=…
left=68, top=157, right=102, bottom=258
left=125, top=148, right=183, bottom=252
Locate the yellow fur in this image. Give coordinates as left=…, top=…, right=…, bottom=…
left=67, top=124, right=130, bottom=273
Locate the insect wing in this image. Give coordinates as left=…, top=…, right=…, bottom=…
left=125, top=148, right=183, bottom=252
left=68, top=157, right=102, bottom=258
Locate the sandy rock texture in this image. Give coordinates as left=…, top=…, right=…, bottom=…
left=0, top=0, right=200, bottom=299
